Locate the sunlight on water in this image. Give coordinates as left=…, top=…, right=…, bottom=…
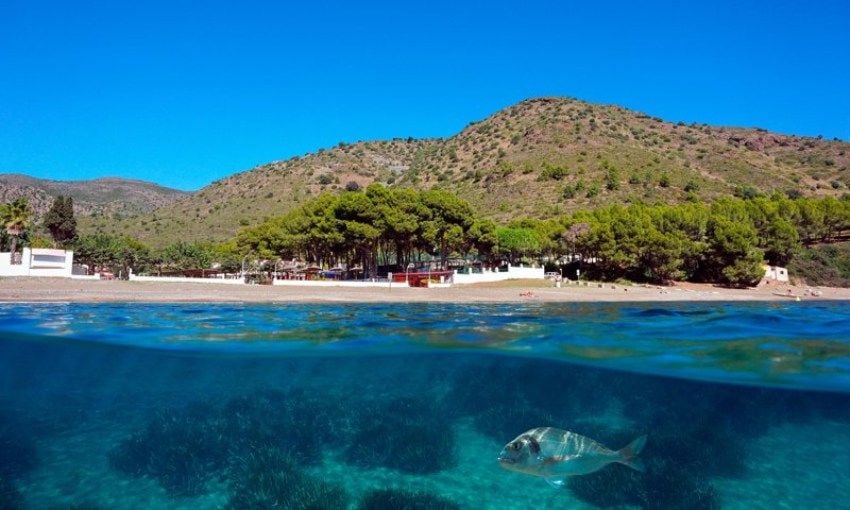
left=1, top=302, right=849, bottom=509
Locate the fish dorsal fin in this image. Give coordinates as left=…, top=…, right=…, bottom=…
left=545, top=476, right=568, bottom=489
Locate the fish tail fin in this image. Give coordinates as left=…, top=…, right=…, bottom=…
left=616, top=434, right=647, bottom=472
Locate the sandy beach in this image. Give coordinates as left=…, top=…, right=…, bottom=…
left=1, top=277, right=848, bottom=303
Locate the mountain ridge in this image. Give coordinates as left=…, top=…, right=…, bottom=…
left=58, top=96, right=850, bottom=247
left=0, top=174, right=190, bottom=220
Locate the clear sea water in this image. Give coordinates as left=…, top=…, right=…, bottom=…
left=1, top=301, right=850, bottom=509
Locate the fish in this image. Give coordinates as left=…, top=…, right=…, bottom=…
left=498, top=427, right=646, bottom=488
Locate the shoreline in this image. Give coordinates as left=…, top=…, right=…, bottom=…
left=1, top=277, right=849, bottom=303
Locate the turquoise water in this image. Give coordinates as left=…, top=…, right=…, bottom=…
left=1, top=302, right=849, bottom=509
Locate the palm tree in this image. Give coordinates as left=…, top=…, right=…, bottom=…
left=2, top=198, right=31, bottom=263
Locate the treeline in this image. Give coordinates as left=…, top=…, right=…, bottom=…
left=74, top=184, right=555, bottom=277
left=237, top=187, right=850, bottom=286
left=7, top=188, right=850, bottom=287
left=72, top=235, right=241, bottom=277
left=1, top=196, right=79, bottom=251
left=0, top=196, right=241, bottom=276
left=565, top=196, right=850, bottom=286
left=237, top=185, right=502, bottom=276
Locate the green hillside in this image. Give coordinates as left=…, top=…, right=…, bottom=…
left=0, top=174, right=189, bottom=220
left=81, top=97, right=850, bottom=248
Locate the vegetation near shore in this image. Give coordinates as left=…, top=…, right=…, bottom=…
left=234, top=185, right=850, bottom=287
left=10, top=185, right=842, bottom=288
left=789, top=242, right=850, bottom=287
left=41, top=189, right=850, bottom=286
left=237, top=186, right=492, bottom=275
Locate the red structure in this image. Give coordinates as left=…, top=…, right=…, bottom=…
left=391, top=270, right=454, bottom=287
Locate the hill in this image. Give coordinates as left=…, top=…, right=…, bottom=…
left=0, top=174, right=190, bottom=220
left=81, top=97, right=850, bottom=247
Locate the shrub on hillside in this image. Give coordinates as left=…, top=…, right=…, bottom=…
left=539, top=162, right=569, bottom=181
left=789, top=242, right=850, bottom=287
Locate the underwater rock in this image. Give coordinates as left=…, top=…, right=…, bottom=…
left=357, top=488, right=460, bottom=510
left=344, top=397, right=456, bottom=474
left=226, top=447, right=349, bottom=510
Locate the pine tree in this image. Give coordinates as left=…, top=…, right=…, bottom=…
left=44, top=196, right=77, bottom=244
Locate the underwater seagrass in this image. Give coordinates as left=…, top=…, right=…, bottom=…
left=343, top=397, right=457, bottom=474
left=226, top=447, right=349, bottom=510
left=0, top=412, right=38, bottom=480
left=221, top=389, right=330, bottom=465
left=567, top=455, right=719, bottom=509
left=108, top=389, right=340, bottom=496
left=108, top=403, right=230, bottom=496
left=357, top=488, right=460, bottom=510
left=446, top=357, right=611, bottom=437
left=0, top=476, right=24, bottom=510
left=473, top=403, right=562, bottom=443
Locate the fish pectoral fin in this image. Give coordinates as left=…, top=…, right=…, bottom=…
left=539, top=454, right=572, bottom=467
left=544, top=476, right=568, bottom=489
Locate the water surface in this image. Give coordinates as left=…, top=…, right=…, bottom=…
left=1, top=302, right=849, bottom=509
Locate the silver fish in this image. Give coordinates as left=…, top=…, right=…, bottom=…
left=498, top=427, right=646, bottom=488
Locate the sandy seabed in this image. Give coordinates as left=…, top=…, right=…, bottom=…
left=1, top=277, right=849, bottom=303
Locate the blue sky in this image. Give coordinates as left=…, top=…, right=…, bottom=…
left=1, top=1, right=848, bottom=191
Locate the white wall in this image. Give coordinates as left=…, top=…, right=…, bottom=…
left=70, top=274, right=101, bottom=281
left=452, top=264, right=545, bottom=285
left=0, top=252, right=27, bottom=276
left=129, top=274, right=247, bottom=285
left=273, top=279, right=409, bottom=288
left=762, top=265, right=789, bottom=283
left=0, top=248, right=74, bottom=278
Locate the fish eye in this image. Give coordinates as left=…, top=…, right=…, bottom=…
left=509, top=442, right=520, bottom=451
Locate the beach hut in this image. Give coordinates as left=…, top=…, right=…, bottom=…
left=761, top=265, right=789, bottom=284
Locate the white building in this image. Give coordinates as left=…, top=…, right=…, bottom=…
left=452, top=264, right=545, bottom=285
left=0, top=248, right=74, bottom=278
left=762, top=265, right=789, bottom=283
